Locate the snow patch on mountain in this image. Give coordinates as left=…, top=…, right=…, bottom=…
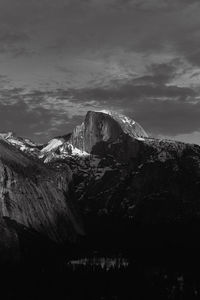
left=40, top=141, right=89, bottom=163
left=41, top=138, right=63, bottom=153
left=94, top=110, right=148, bottom=139
left=69, top=145, right=89, bottom=157
left=0, top=132, right=41, bottom=156
left=97, top=110, right=136, bottom=125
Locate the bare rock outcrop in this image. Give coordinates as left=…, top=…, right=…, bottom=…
left=0, top=140, right=84, bottom=262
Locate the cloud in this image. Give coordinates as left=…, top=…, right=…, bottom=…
left=52, top=61, right=200, bottom=137
left=121, top=0, right=199, bottom=11
left=0, top=77, right=199, bottom=144
left=0, top=0, right=200, bottom=87
left=168, top=131, right=200, bottom=145
left=0, top=0, right=200, bottom=145
left=0, top=96, right=85, bottom=143
left=0, top=100, right=52, bottom=142
left=73, top=89, right=200, bottom=136
left=0, top=87, right=91, bottom=142
left=0, top=29, right=31, bottom=57
left=0, top=0, right=199, bottom=59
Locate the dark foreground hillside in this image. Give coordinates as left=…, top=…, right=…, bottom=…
left=0, top=111, right=200, bottom=299
left=1, top=220, right=200, bottom=300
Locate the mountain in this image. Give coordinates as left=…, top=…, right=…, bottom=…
left=69, top=110, right=148, bottom=153
left=1, top=109, right=200, bottom=259
left=34, top=110, right=200, bottom=247
left=38, top=110, right=148, bottom=163
left=0, top=137, right=84, bottom=262
left=0, top=132, right=42, bottom=157
left=7, top=110, right=200, bottom=223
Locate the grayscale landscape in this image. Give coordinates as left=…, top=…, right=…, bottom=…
left=0, top=1, right=200, bottom=299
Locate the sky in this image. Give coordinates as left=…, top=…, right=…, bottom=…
left=0, top=0, right=200, bottom=144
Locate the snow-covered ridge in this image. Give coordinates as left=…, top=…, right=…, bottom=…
left=41, top=138, right=64, bottom=153
left=0, top=132, right=14, bottom=139
left=40, top=138, right=89, bottom=163
left=96, top=110, right=136, bottom=125
left=0, top=132, right=40, bottom=154
left=96, top=109, right=113, bottom=116
left=66, top=144, right=89, bottom=157
left=94, top=110, right=148, bottom=139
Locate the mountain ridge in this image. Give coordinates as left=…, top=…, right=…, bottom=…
left=0, top=110, right=200, bottom=262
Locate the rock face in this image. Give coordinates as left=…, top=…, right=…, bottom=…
left=69, top=110, right=148, bottom=153
left=74, top=138, right=200, bottom=223
left=0, top=132, right=42, bottom=157
left=0, top=139, right=84, bottom=262
left=1, top=110, right=200, bottom=256
left=34, top=111, right=200, bottom=227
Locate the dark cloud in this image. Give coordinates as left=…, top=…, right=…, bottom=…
left=125, top=0, right=199, bottom=11
left=68, top=83, right=200, bottom=136
left=144, top=61, right=179, bottom=85
left=127, top=100, right=200, bottom=136
left=65, top=60, right=196, bottom=102
left=0, top=29, right=30, bottom=56
left=52, top=60, right=193, bottom=103
left=69, top=84, right=195, bottom=103
left=0, top=75, right=199, bottom=143
left=0, top=88, right=26, bottom=104
left=0, top=98, right=84, bottom=143
left=0, top=87, right=85, bottom=142
left=0, top=0, right=199, bottom=66
left=52, top=61, right=200, bottom=137
left=0, top=101, right=52, bottom=142
left=0, top=0, right=199, bottom=57
left=0, top=0, right=199, bottom=144
left=0, top=32, right=29, bottom=44
left=0, top=75, right=9, bottom=86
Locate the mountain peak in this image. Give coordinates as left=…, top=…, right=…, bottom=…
left=0, top=131, right=15, bottom=139
left=95, top=109, right=135, bottom=122
left=94, top=110, right=148, bottom=139
left=69, top=110, right=148, bottom=153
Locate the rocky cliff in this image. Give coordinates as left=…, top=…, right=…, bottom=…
left=35, top=111, right=200, bottom=226
left=1, top=110, right=200, bottom=256
left=0, top=139, right=84, bottom=262
left=69, top=110, right=147, bottom=153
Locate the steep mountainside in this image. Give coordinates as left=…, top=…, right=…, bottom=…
left=0, top=132, right=42, bottom=157
left=33, top=110, right=200, bottom=226
left=69, top=110, right=148, bottom=153
left=1, top=110, right=200, bottom=254
left=0, top=139, right=84, bottom=262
